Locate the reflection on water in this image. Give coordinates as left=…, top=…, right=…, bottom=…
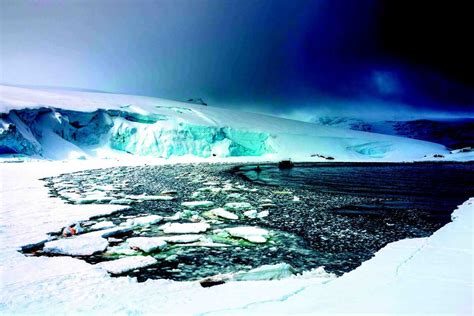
left=237, top=162, right=474, bottom=219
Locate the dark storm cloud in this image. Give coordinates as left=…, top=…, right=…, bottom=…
left=1, top=0, right=473, bottom=116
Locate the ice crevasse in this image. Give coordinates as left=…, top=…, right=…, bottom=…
left=0, top=108, right=274, bottom=159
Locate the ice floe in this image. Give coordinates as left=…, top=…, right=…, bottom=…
left=125, top=194, right=176, bottom=201
left=160, top=222, right=211, bottom=234
left=127, top=237, right=168, bottom=253
left=124, top=215, right=163, bottom=227
left=96, top=256, right=157, bottom=274
left=181, top=201, right=214, bottom=209
left=43, top=236, right=108, bottom=256
left=90, top=221, right=115, bottom=230
left=109, top=198, right=135, bottom=205
left=233, top=263, right=295, bottom=281
left=243, top=210, right=258, bottom=219
left=225, top=226, right=270, bottom=243
left=210, top=208, right=239, bottom=220
left=224, top=202, right=253, bottom=211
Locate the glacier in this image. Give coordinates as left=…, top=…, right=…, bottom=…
left=0, top=107, right=272, bottom=159
left=0, top=85, right=455, bottom=161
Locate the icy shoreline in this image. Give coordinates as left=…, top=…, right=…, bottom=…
left=0, top=160, right=472, bottom=314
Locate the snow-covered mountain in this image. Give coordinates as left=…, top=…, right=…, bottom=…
left=0, top=85, right=452, bottom=161
left=314, top=116, right=474, bottom=150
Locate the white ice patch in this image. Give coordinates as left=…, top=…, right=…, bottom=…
left=90, top=221, right=115, bottom=230
left=210, top=208, right=239, bottom=220
left=127, top=237, right=168, bottom=253
left=96, top=256, right=157, bottom=274
left=243, top=210, right=258, bottom=219
left=43, top=236, right=108, bottom=256
left=224, top=202, right=253, bottom=211
left=233, top=263, right=295, bottom=281
left=125, top=194, right=176, bottom=201
left=124, top=215, right=163, bottom=227
left=181, top=201, right=214, bottom=209
left=225, top=226, right=270, bottom=243
left=160, top=222, right=211, bottom=234
left=159, top=234, right=204, bottom=243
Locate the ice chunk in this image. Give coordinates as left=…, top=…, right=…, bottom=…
left=226, top=193, right=245, bottom=200
left=160, top=222, right=210, bottom=234
left=243, top=210, right=258, bottom=219
left=43, top=236, right=108, bottom=256
left=181, top=201, right=214, bottom=209
left=160, top=234, right=204, bottom=243
left=75, top=196, right=113, bottom=204
left=90, top=221, right=115, bottom=230
left=98, top=227, right=133, bottom=238
left=257, top=210, right=270, bottom=218
left=224, top=202, right=253, bottom=211
left=127, top=237, right=168, bottom=253
left=233, top=263, right=295, bottom=281
left=125, top=194, right=176, bottom=201
left=96, top=256, right=157, bottom=274
left=109, top=198, right=135, bottom=205
left=124, top=215, right=163, bottom=227
left=225, top=226, right=269, bottom=243
left=210, top=208, right=239, bottom=220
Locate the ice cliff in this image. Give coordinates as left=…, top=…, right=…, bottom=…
left=0, top=108, right=272, bottom=159
left=0, top=85, right=448, bottom=161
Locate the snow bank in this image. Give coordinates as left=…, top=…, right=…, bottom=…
left=0, top=84, right=451, bottom=162
left=0, top=161, right=472, bottom=314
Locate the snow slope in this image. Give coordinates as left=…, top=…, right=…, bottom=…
left=0, top=85, right=449, bottom=161
left=314, top=115, right=474, bottom=150
left=0, top=160, right=472, bottom=314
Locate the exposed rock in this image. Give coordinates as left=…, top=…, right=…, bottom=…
left=20, top=239, right=48, bottom=253
left=62, top=223, right=84, bottom=237
left=161, top=189, right=178, bottom=195
left=199, top=274, right=232, bottom=288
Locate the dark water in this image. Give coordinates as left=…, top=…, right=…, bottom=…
left=237, top=162, right=474, bottom=221
left=23, top=162, right=474, bottom=283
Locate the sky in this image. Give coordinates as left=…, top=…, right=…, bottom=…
left=1, top=0, right=473, bottom=119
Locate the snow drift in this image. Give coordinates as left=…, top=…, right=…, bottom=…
left=0, top=85, right=447, bottom=161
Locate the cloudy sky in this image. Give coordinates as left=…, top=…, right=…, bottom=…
left=1, top=0, right=473, bottom=118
